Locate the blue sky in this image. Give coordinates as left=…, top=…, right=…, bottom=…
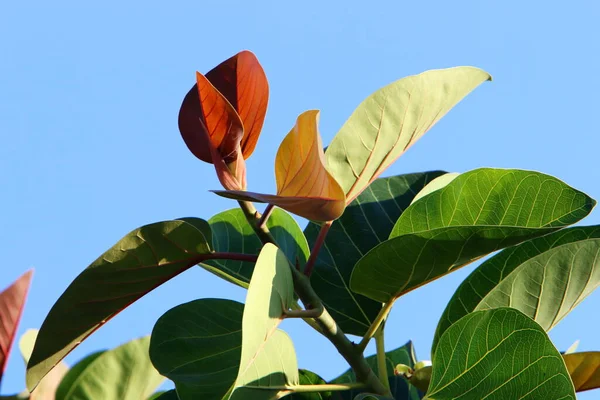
left=2, top=1, right=600, bottom=397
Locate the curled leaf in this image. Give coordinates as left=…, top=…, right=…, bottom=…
left=214, top=110, right=346, bottom=221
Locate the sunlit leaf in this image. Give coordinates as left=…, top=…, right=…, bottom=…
left=426, top=308, right=575, bottom=399
left=178, top=50, right=268, bottom=163
left=326, top=67, right=491, bottom=203
left=0, top=270, right=32, bottom=385
left=55, top=351, right=105, bottom=400
left=203, top=208, right=309, bottom=287
left=351, top=168, right=594, bottom=304
left=26, top=218, right=213, bottom=390
left=409, top=173, right=459, bottom=206
left=434, top=225, right=600, bottom=353
left=150, top=299, right=243, bottom=400
left=305, top=171, right=446, bottom=335
left=565, top=340, right=580, bottom=355
left=214, top=110, right=346, bottom=221
left=53, top=336, right=164, bottom=400
left=230, top=244, right=298, bottom=399
left=563, top=352, right=600, bottom=392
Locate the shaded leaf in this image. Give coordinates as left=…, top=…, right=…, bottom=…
left=326, top=67, right=491, bottom=203
left=306, top=172, right=446, bottom=336
left=178, top=50, right=268, bottom=163
left=563, top=352, right=600, bottom=392
left=53, top=336, right=163, bottom=400
left=426, top=308, right=575, bottom=399
left=0, top=270, right=33, bottom=385
left=351, top=168, right=595, bottom=304
left=434, top=225, right=600, bottom=353
left=150, top=299, right=243, bottom=400
left=353, top=395, right=394, bottom=400
left=288, top=369, right=331, bottom=400
left=203, top=208, right=309, bottom=287
left=149, top=391, right=179, bottom=400
left=231, top=244, right=298, bottom=399
left=27, top=218, right=213, bottom=390
left=214, top=110, right=346, bottom=221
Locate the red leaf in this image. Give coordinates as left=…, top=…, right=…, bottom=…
left=0, top=270, right=33, bottom=385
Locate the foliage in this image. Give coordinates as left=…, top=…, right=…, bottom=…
left=4, top=50, right=600, bottom=399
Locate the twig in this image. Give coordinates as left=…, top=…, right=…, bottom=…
left=304, top=220, right=333, bottom=277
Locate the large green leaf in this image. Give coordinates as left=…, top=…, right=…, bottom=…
left=26, top=218, right=213, bottom=390
left=306, top=172, right=446, bottom=336
left=325, top=67, right=490, bottom=203
left=434, top=225, right=600, bottom=352
left=150, top=391, right=179, bottom=400
left=54, top=336, right=164, bottom=400
left=150, top=299, right=243, bottom=400
left=203, top=208, right=309, bottom=287
left=55, top=351, right=105, bottom=400
left=425, top=308, right=575, bottom=399
left=351, top=168, right=595, bottom=303
left=230, top=244, right=298, bottom=399
left=563, top=352, right=600, bottom=392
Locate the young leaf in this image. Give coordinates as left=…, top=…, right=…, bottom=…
left=426, top=308, right=575, bottom=399
left=433, top=225, right=600, bottom=353
left=230, top=243, right=298, bottom=399
left=214, top=110, right=346, bottom=221
left=351, top=168, right=595, bottom=304
left=0, top=270, right=33, bottom=385
left=178, top=50, right=268, bottom=163
left=305, top=171, right=446, bottom=336
left=26, top=218, right=213, bottom=390
left=203, top=208, right=309, bottom=288
left=563, top=352, right=600, bottom=392
left=150, top=299, right=244, bottom=400
left=326, top=67, right=491, bottom=203
left=52, top=336, right=164, bottom=400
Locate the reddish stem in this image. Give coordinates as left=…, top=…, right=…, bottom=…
left=304, top=220, right=333, bottom=277
left=209, top=252, right=258, bottom=263
left=258, top=204, right=275, bottom=229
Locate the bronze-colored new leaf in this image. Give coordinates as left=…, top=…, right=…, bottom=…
left=0, top=270, right=33, bottom=385
left=563, top=352, right=600, bottom=392
left=178, top=50, right=269, bottom=163
left=214, top=110, right=346, bottom=221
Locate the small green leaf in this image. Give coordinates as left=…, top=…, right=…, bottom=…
left=563, top=351, right=600, bottom=392
left=306, top=171, right=446, bottom=336
left=230, top=243, right=298, bottom=399
left=55, top=336, right=164, bottom=400
left=434, top=225, right=600, bottom=352
left=150, top=299, right=243, bottom=400
left=26, top=219, right=213, bottom=390
left=351, top=168, right=595, bottom=304
left=326, top=67, right=490, bottom=203
left=425, top=308, right=575, bottom=399
left=203, top=208, right=309, bottom=287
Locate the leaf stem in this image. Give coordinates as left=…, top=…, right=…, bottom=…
left=258, top=204, right=275, bottom=228
left=375, top=323, right=390, bottom=392
left=284, top=382, right=365, bottom=393
left=304, top=220, right=333, bottom=277
left=358, top=301, right=394, bottom=353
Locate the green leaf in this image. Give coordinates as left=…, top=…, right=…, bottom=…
left=56, top=351, right=105, bottom=400
left=54, top=336, right=164, bottom=400
left=563, top=352, right=600, bottom=392
left=425, top=308, right=575, bottom=399
left=26, top=219, right=213, bottom=390
left=351, top=168, right=595, bottom=304
left=203, top=208, right=309, bottom=287
left=325, top=67, right=490, bottom=203
left=306, top=171, right=446, bottom=336
left=288, top=370, right=332, bottom=400
left=230, top=243, right=298, bottom=399
left=149, top=391, right=179, bottom=400
left=353, top=395, right=394, bottom=400
left=150, top=299, right=243, bottom=400
left=434, top=225, right=600, bottom=353
left=409, top=173, right=459, bottom=206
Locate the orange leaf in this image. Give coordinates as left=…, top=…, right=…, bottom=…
left=0, top=270, right=33, bottom=384
left=214, top=110, right=346, bottom=221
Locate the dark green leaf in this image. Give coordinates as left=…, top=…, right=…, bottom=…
left=289, top=369, right=332, bottom=400
left=148, top=391, right=179, bottom=400
left=27, top=218, right=212, bottom=390
left=150, top=299, right=243, bottom=400
left=306, top=172, right=446, bottom=336
left=426, top=308, right=575, bottom=399
left=351, top=168, right=595, bottom=304
left=434, top=225, right=600, bottom=352
left=203, top=208, right=309, bottom=287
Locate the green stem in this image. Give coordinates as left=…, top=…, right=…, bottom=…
left=375, top=323, right=390, bottom=392
left=304, top=220, right=332, bottom=276
left=284, top=382, right=365, bottom=393
left=358, top=301, right=394, bottom=353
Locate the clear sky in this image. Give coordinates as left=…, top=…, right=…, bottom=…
left=2, top=1, right=600, bottom=398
